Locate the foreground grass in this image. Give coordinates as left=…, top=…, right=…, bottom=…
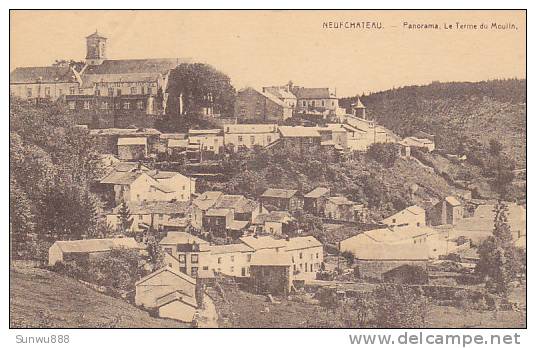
left=10, top=266, right=188, bottom=328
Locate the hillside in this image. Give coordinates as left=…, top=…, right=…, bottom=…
left=10, top=266, right=188, bottom=328
left=340, top=79, right=526, bottom=168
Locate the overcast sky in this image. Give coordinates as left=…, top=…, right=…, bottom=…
left=10, top=10, right=526, bottom=97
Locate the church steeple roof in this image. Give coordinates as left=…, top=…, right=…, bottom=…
left=86, top=30, right=107, bottom=40
left=352, top=97, right=366, bottom=109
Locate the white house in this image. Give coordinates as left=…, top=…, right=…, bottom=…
left=283, top=236, right=323, bottom=280
left=147, top=170, right=196, bottom=202
left=209, top=243, right=255, bottom=277
left=188, top=129, right=224, bottom=155
left=100, top=170, right=175, bottom=205
left=382, top=205, right=426, bottom=229
left=223, top=124, right=280, bottom=150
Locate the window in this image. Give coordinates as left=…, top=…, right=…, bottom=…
left=131, top=87, right=137, bottom=94
left=238, top=136, right=243, bottom=142
left=267, top=136, right=271, bottom=143
left=299, top=252, right=303, bottom=259
left=123, top=102, right=130, bottom=110
left=311, top=100, right=316, bottom=107
left=203, top=266, right=209, bottom=270
left=417, top=222, right=420, bottom=227
left=250, top=136, right=255, bottom=144
left=182, top=185, right=186, bottom=190
left=218, top=257, right=222, bottom=264
left=191, top=267, right=198, bottom=277
left=58, top=88, right=63, bottom=96
left=83, top=101, right=90, bottom=110
left=45, top=87, right=51, bottom=97
left=78, top=88, right=83, bottom=94
left=68, top=101, right=75, bottom=110
left=302, top=100, right=306, bottom=107
left=101, top=102, right=108, bottom=110
left=69, top=87, right=75, bottom=95
left=158, top=214, right=163, bottom=219
left=269, top=227, right=274, bottom=233
left=247, top=254, right=251, bottom=262
left=137, top=101, right=144, bottom=110
left=321, top=100, right=325, bottom=107
left=95, top=89, right=100, bottom=96
left=26, top=88, right=32, bottom=97
left=316, top=253, right=319, bottom=259
left=332, top=101, right=335, bottom=106
left=108, top=88, right=114, bottom=96
left=191, top=254, right=199, bottom=263
left=392, top=218, right=396, bottom=223
left=138, top=214, right=143, bottom=220
left=230, top=255, right=235, bottom=262
left=230, top=266, right=234, bottom=273
left=164, top=247, right=172, bottom=254
left=178, top=254, right=186, bottom=263
left=116, top=89, right=122, bottom=96
left=179, top=266, right=187, bottom=274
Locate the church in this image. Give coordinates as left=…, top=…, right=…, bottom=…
left=10, top=31, right=190, bottom=127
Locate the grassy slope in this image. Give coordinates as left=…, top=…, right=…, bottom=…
left=341, top=80, right=526, bottom=168
left=10, top=266, right=188, bottom=328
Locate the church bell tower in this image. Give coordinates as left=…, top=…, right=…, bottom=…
left=86, top=30, right=107, bottom=65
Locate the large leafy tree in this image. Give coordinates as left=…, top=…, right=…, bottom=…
left=10, top=97, right=103, bottom=258
left=158, top=63, right=236, bottom=131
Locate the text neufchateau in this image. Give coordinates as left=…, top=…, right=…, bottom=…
left=322, top=21, right=383, bottom=29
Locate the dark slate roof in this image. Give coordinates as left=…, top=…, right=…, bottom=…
left=10, top=66, right=77, bottom=84
left=84, top=58, right=190, bottom=75
left=261, top=188, right=298, bottom=199
left=86, top=31, right=107, bottom=39
left=291, top=87, right=335, bottom=99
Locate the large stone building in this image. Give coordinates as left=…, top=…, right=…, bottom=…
left=234, top=87, right=293, bottom=122
left=10, top=31, right=190, bottom=128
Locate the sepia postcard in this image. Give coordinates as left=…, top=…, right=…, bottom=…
left=8, top=9, right=526, bottom=332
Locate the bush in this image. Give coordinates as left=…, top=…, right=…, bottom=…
left=367, top=143, right=399, bottom=167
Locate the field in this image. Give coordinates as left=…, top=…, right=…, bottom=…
left=209, top=282, right=526, bottom=328
left=9, top=266, right=189, bottom=328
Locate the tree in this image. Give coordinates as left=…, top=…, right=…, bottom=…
left=489, top=139, right=503, bottom=157
left=372, top=284, right=427, bottom=328
left=117, top=201, right=133, bottom=235
left=476, top=202, right=519, bottom=295
left=158, top=63, right=236, bottom=131
left=366, top=143, right=399, bottom=167
left=146, top=232, right=165, bottom=271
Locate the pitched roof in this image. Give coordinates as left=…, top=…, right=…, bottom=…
left=262, top=87, right=297, bottom=100
left=80, top=72, right=161, bottom=88
left=83, top=58, right=189, bottom=75
left=135, top=266, right=196, bottom=286
left=239, top=235, right=288, bottom=251
left=284, top=236, right=322, bottom=251
left=155, top=290, right=197, bottom=309
left=445, top=196, right=461, bottom=206
left=113, top=201, right=190, bottom=215
left=86, top=31, right=107, bottom=39
left=382, top=205, right=425, bottom=225
left=159, top=232, right=209, bottom=247
left=224, top=124, right=278, bottom=134
left=53, top=237, right=143, bottom=254
left=340, top=232, right=429, bottom=261
left=212, top=194, right=258, bottom=214
left=210, top=243, right=254, bottom=255
left=147, top=170, right=189, bottom=180
left=250, top=251, right=292, bottom=266
left=304, top=187, right=330, bottom=198
left=291, top=87, right=335, bottom=99
left=205, top=208, right=232, bottom=217
left=90, top=128, right=161, bottom=136
left=351, top=97, right=366, bottom=109
left=99, top=170, right=143, bottom=185
left=112, top=162, right=150, bottom=173
left=254, top=211, right=293, bottom=224
left=278, top=126, right=321, bottom=138
left=192, top=191, right=224, bottom=210
left=10, top=66, right=77, bottom=84
left=261, top=188, right=298, bottom=199
left=227, top=220, right=250, bottom=230
left=117, top=137, right=147, bottom=146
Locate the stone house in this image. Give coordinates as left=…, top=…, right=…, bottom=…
left=159, top=232, right=212, bottom=278
left=429, top=196, right=464, bottom=226
left=303, top=187, right=331, bottom=216
left=249, top=251, right=293, bottom=295
left=260, top=188, right=303, bottom=212
left=234, top=87, right=292, bottom=122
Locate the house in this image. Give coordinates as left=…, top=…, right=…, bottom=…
left=203, top=208, right=234, bottom=235
left=324, top=196, right=361, bottom=221
left=210, top=243, right=255, bottom=277
left=160, top=133, right=189, bottom=158
left=99, top=170, right=174, bottom=205
left=341, top=115, right=399, bottom=151
left=262, top=85, right=297, bottom=108
left=134, top=266, right=198, bottom=322
left=239, top=235, right=288, bottom=253
left=249, top=251, right=293, bottom=295
left=10, top=65, right=80, bottom=101
left=117, top=137, right=148, bottom=160
left=191, top=191, right=225, bottom=229
left=276, top=126, right=322, bottom=153
left=339, top=228, right=429, bottom=280
left=253, top=211, right=294, bottom=236
left=159, top=232, right=212, bottom=278
left=188, top=129, right=224, bottom=159
left=291, top=86, right=340, bottom=115
left=90, top=128, right=161, bottom=155
left=303, top=187, right=331, bottom=216
left=429, top=196, right=464, bottom=226
left=399, top=136, right=435, bottom=152
left=234, top=87, right=293, bottom=122
left=260, top=188, right=303, bottom=212
left=382, top=205, right=426, bottom=229
left=284, top=236, right=323, bottom=280
left=147, top=170, right=196, bottom=202
left=48, top=237, right=143, bottom=266
left=316, top=124, right=349, bottom=151
left=106, top=201, right=191, bottom=233
left=223, top=124, right=279, bottom=151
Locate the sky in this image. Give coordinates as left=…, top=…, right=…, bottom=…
left=10, top=10, right=526, bottom=97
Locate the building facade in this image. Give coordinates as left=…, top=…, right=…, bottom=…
left=234, top=87, right=292, bottom=122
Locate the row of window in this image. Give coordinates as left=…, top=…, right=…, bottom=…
left=301, top=100, right=336, bottom=107
left=163, top=251, right=200, bottom=264
left=216, top=254, right=252, bottom=264
left=68, top=100, right=145, bottom=110
left=236, top=135, right=272, bottom=144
